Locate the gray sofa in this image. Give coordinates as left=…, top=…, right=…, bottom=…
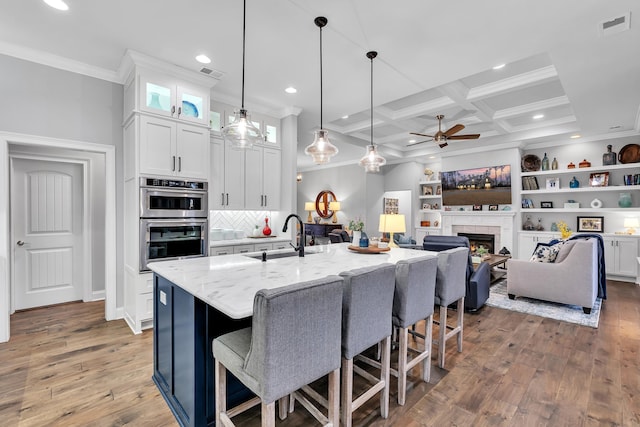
left=506, top=238, right=599, bottom=314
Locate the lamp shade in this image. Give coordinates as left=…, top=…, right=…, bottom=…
left=624, top=218, right=639, bottom=228
left=378, top=214, right=406, bottom=233
left=223, top=109, right=263, bottom=150
left=304, top=202, right=315, bottom=211
left=329, top=201, right=341, bottom=211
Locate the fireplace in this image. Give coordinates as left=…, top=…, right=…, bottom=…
left=458, top=232, right=495, bottom=254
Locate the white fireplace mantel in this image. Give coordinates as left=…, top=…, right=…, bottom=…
left=441, top=211, right=516, bottom=253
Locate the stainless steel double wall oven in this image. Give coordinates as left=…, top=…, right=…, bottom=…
left=139, top=177, right=208, bottom=271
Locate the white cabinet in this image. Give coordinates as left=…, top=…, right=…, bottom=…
left=140, top=71, right=209, bottom=126
left=140, top=116, right=209, bottom=179
left=415, top=227, right=441, bottom=245
left=210, top=135, right=281, bottom=211
left=603, top=236, right=639, bottom=278
left=210, top=136, right=245, bottom=210
left=210, top=246, right=235, bottom=256
left=517, top=232, right=559, bottom=260
left=245, top=146, right=281, bottom=210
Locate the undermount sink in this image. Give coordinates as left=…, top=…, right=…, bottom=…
left=244, top=251, right=317, bottom=261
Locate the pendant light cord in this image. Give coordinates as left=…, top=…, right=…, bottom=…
left=366, top=51, right=377, bottom=148
left=241, top=0, right=247, bottom=109
left=319, top=23, right=323, bottom=128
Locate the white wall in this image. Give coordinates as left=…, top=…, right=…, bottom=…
left=0, top=54, right=124, bottom=307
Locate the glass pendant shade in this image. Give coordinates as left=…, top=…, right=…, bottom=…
left=305, top=129, right=338, bottom=165
left=223, top=109, right=263, bottom=150
left=359, top=144, right=386, bottom=173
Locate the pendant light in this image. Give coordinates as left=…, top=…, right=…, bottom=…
left=359, top=51, right=386, bottom=173
left=305, top=17, right=338, bottom=165
left=222, top=0, right=263, bottom=150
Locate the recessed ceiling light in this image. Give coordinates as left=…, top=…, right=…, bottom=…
left=429, top=156, right=436, bottom=159
left=409, top=139, right=416, bottom=143
left=342, top=115, right=349, bottom=119
left=43, top=0, right=69, bottom=10
left=492, top=63, right=505, bottom=70
left=533, top=114, right=544, bottom=119
left=195, top=54, right=211, bottom=64
left=285, top=86, right=297, bottom=94
left=570, top=134, right=581, bottom=139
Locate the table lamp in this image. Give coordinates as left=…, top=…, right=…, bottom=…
left=304, top=202, right=315, bottom=223
left=329, top=201, right=341, bottom=224
left=624, top=217, right=639, bottom=234
left=379, top=214, right=406, bottom=248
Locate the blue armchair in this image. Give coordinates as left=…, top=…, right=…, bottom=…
left=422, top=235, right=491, bottom=311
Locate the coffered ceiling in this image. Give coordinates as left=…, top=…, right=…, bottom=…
left=1, top=1, right=638, bottom=171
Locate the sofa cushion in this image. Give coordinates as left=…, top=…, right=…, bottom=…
left=398, top=234, right=414, bottom=245
left=554, top=240, right=577, bottom=263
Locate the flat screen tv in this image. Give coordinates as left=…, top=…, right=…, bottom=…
left=441, top=164, right=512, bottom=206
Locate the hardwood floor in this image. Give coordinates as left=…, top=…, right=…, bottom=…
left=1, top=280, right=638, bottom=426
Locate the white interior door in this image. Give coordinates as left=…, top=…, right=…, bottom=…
left=11, top=158, right=84, bottom=310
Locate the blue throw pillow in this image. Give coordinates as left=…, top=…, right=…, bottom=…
left=398, top=234, right=413, bottom=245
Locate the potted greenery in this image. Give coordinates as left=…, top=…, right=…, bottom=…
left=347, top=218, right=364, bottom=244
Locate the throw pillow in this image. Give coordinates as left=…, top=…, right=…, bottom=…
left=529, top=241, right=561, bottom=263
left=398, top=234, right=413, bottom=245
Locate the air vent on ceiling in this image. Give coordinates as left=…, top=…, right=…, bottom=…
left=199, top=67, right=225, bottom=80
left=599, top=12, right=631, bottom=36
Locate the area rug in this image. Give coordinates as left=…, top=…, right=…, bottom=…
left=485, top=279, right=601, bottom=328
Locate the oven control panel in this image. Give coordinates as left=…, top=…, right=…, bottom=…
left=140, top=177, right=207, bottom=191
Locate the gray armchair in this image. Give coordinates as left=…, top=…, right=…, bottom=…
left=422, top=235, right=491, bottom=311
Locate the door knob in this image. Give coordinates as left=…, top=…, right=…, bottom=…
left=17, top=241, right=25, bottom=246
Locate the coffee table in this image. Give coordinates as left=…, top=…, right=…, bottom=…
left=473, top=254, right=510, bottom=283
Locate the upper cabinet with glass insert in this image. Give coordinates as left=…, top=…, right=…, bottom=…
left=139, top=71, right=210, bottom=126
left=210, top=100, right=280, bottom=148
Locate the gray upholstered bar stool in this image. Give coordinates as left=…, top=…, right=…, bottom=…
left=213, top=276, right=344, bottom=427
left=392, top=255, right=438, bottom=405
left=433, top=246, right=468, bottom=369
left=339, top=263, right=396, bottom=427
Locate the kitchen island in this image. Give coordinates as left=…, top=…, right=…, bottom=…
left=149, top=242, right=433, bottom=426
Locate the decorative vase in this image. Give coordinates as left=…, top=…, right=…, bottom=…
left=551, top=157, right=558, bottom=170
left=149, top=92, right=162, bottom=110
left=541, top=153, right=549, bottom=171
left=352, top=230, right=361, bottom=244
left=262, top=217, right=272, bottom=236
left=252, top=225, right=261, bottom=237
left=603, top=144, right=617, bottom=166
left=618, top=193, right=633, bottom=208
left=523, top=216, right=535, bottom=231
left=569, top=176, right=580, bottom=188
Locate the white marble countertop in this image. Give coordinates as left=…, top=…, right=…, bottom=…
left=149, top=242, right=436, bottom=319
left=209, top=236, right=291, bottom=247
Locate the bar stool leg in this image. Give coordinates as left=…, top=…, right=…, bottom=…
left=341, top=357, right=354, bottom=427
left=457, top=298, right=464, bottom=352
left=328, top=368, right=340, bottom=427
left=438, top=304, right=447, bottom=369
left=380, top=335, right=391, bottom=418
left=215, top=360, right=227, bottom=427
left=262, top=401, right=276, bottom=427
left=397, top=328, right=409, bottom=405
left=423, top=314, right=433, bottom=383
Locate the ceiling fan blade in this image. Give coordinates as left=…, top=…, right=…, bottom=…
left=443, top=124, right=465, bottom=137
left=438, top=142, right=448, bottom=148
left=447, top=134, right=480, bottom=140
left=407, top=139, right=431, bottom=146
left=409, top=132, right=434, bottom=138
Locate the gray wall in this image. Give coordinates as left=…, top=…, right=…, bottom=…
left=0, top=54, right=124, bottom=307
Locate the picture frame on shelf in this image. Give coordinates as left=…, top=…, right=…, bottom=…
left=589, top=172, right=609, bottom=187
left=577, top=216, right=604, bottom=233
left=436, top=185, right=442, bottom=195
left=422, top=186, right=433, bottom=195
left=545, top=177, right=560, bottom=190
left=472, top=204, right=483, bottom=211
left=488, top=204, right=498, bottom=211
left=540, top=201, right=554, bottom=208
left=521, top=198, right=534, bottom=208
left=422, top=203, right=431, bottom=210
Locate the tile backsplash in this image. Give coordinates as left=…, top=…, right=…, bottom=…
left=210, top=210, right=285, bottom=235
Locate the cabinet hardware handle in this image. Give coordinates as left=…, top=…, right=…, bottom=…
left=172, top=156, right=176, bottom=171
left=221, top=193, right=225, bottom=205
left=17, top=240, right=25, bottom=246
left=178, top=106, right=182, bottom=116
left=264, top=195, right=267, bottom=206
left=171, top=105, right=176, bottom=115
left=226, top=193, right=229, bottom=205
left=178, top=157, right=182, bottom=172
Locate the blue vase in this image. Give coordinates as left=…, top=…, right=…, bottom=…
left=569, top=176, right=579, bottom=188
left=618, top=193, right=632, bottom=208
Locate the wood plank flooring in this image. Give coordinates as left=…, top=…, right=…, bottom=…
left=1, top=280, right=638, bottom=426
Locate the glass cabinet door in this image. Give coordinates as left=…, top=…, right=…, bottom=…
left=144, top=81, right=173, bottom=116
left=177, top=86, right=207, bottom=124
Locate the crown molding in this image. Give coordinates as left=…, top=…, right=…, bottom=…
left=493, top=96, right=570, bottom=119
left=467, top=65, right=558, bottom=101
left=0, top=41, right=120, bottom=83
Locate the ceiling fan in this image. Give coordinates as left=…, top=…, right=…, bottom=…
left=409, top=114, right=480, bottom=148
